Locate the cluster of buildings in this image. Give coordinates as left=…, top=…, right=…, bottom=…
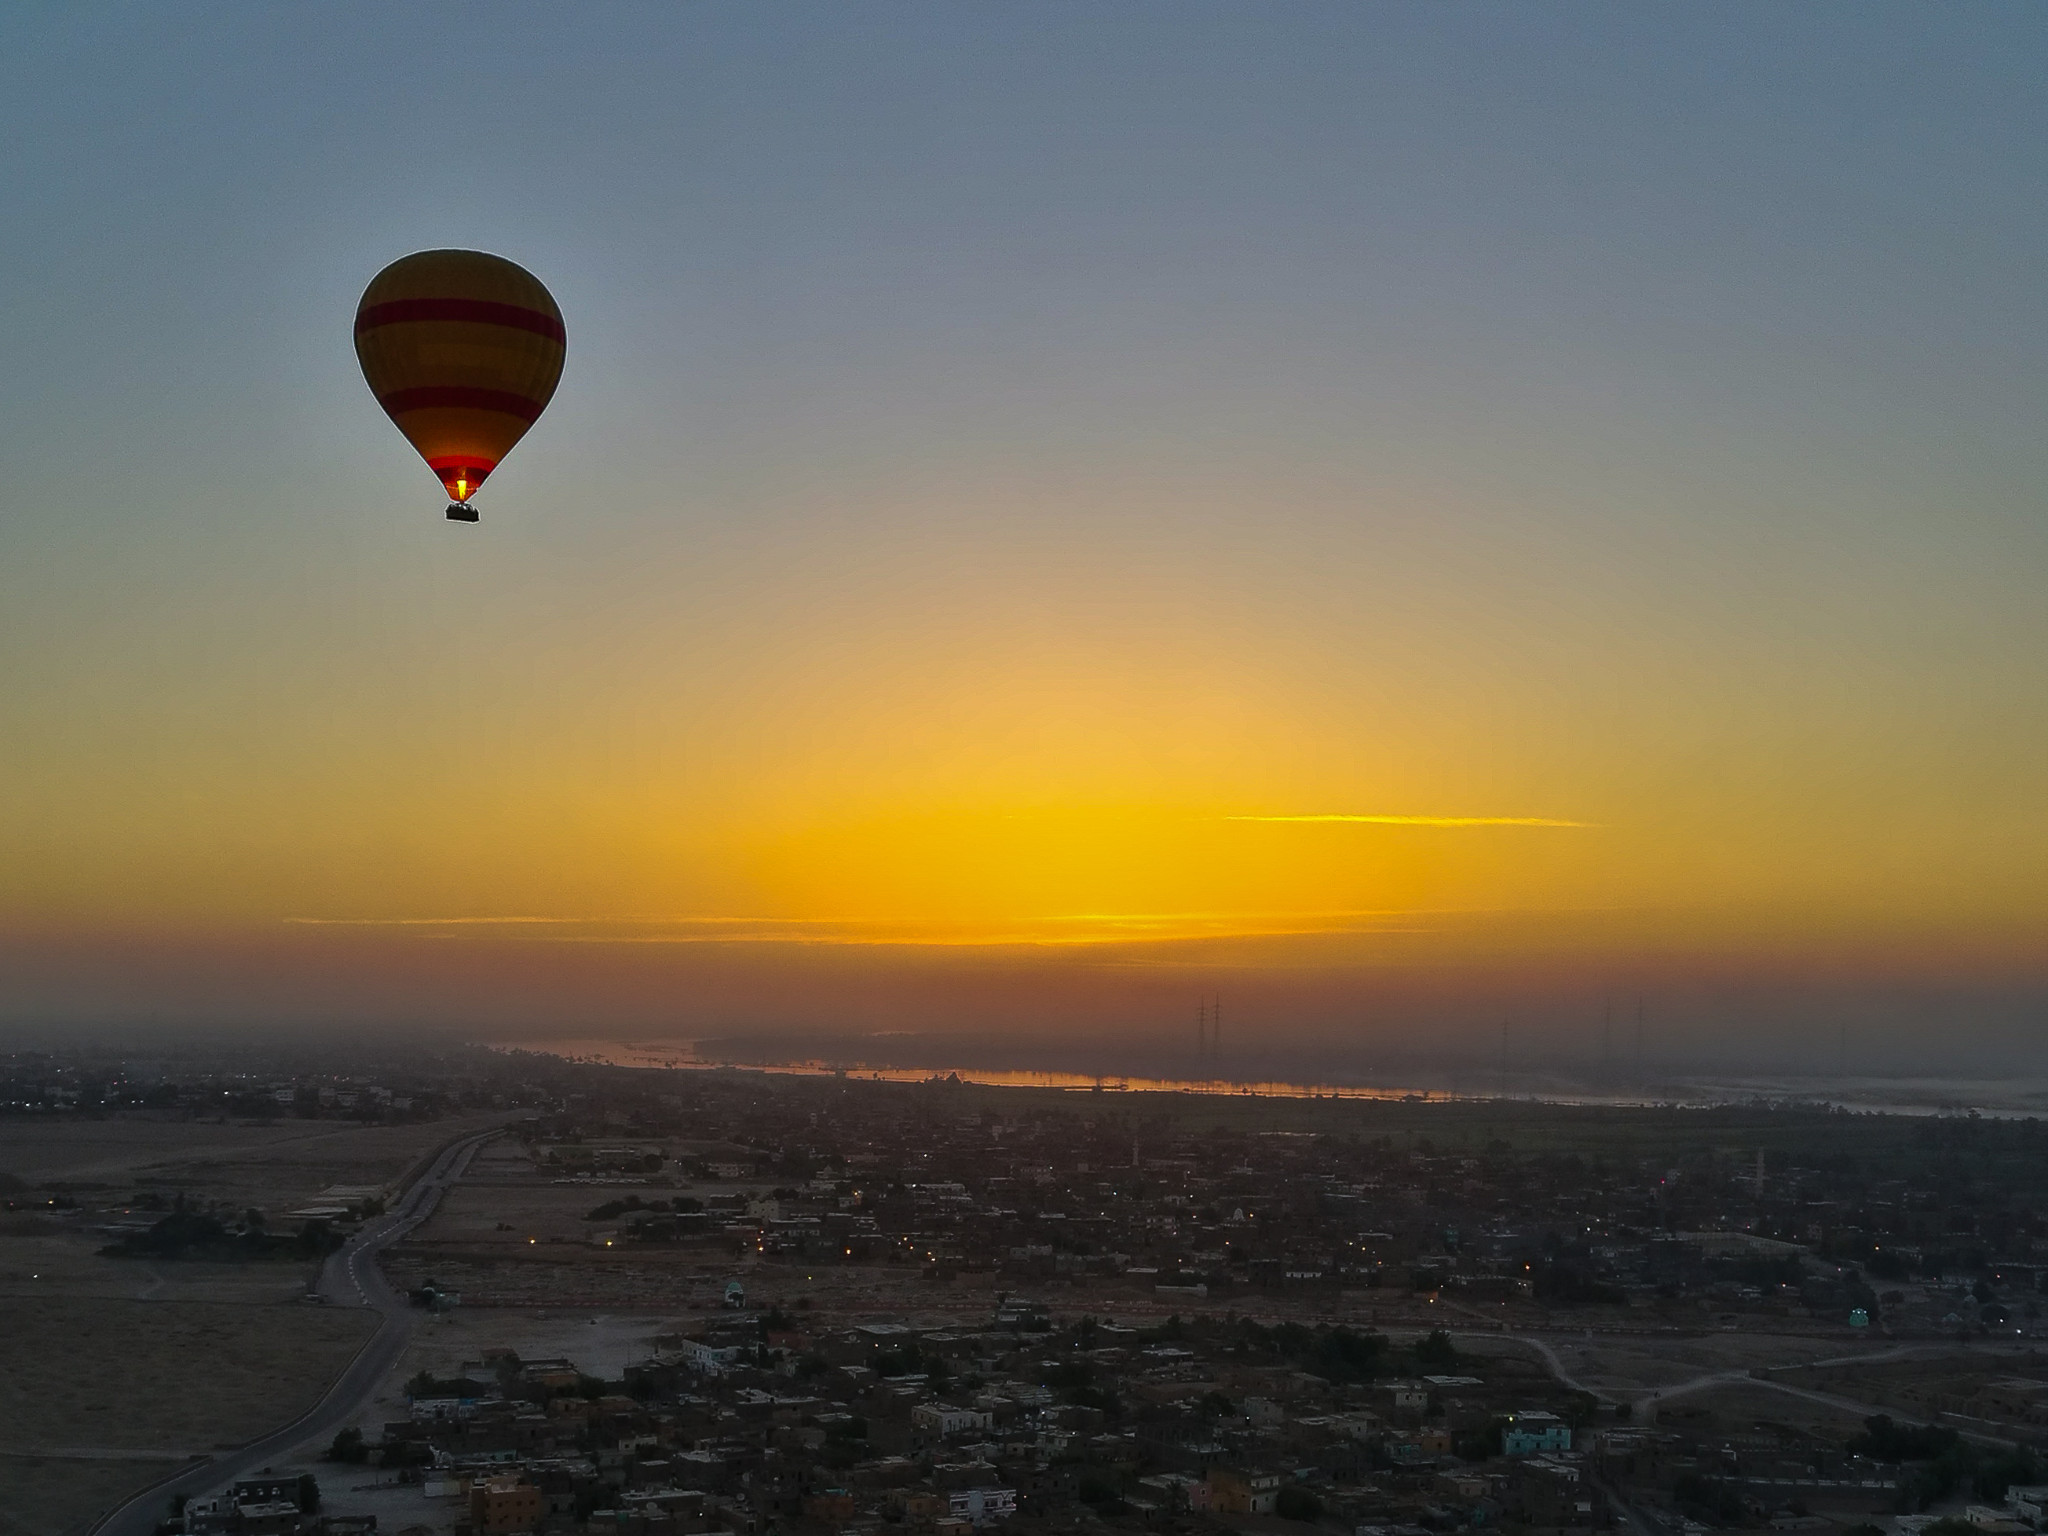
left=494, top=1071, right=2048, bottom=1341
left=181, top=1475, right=372, bottom=1535
left=17, top=1040, right=2048, bottom=1345
left=0, top=1041, right=542, bottom=1124
left=20, top=1045, right=2048, bottom=1533
left=307, top=1312, right=1620, bottom=1536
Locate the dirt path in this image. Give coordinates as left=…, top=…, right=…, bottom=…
left=1491, top=1331, right=2027, bottom=1449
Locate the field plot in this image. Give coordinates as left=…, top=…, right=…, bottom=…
left=0, top=1111, right=505, bottom=1213
left=1532, top=1331, right=1863, bottom=1398
left=0, top=1454, right=187, bottom=1536
left=1653, top=1379, right=1875, bottom=1442
left=385, top=1140, right=791, bottom=1307
left=0, top=1114, right=501, bottom=1535
left=0, top=1295, right=375, bottom=1535
left=0, top=1227, right=321, bottom=1304
left=1777, top=1348, right=2048, bottom=1433
left=418, top=1174, right=640, bottom=1245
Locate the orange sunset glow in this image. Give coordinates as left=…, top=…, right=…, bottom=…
left=3, top=9, right=2046, bottom=1082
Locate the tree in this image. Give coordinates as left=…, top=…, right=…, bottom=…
left=1849, top=1416, right=1959, bottom=1463
left=1532, top=1263, right=1628, bottom=1306
left=1973, top=1448, right=2042, bottom=1502
left=1077, top=1474, right=1124, bottom=1511
left=1276, top=1486, right=1323, bottom=1522
left=325, top=1428, right=366, bottom=1463
left=1564, top=1390, right=1601, bottom=1430
left=1457, top=1420, right=1507, bottom=1462
left=296, top=1472, right=320, bottom=1511
left=1313, top=1325, right=1387, bottom=1383
left=1414, top=1328, right=1459, bottom=1368
left=1673, top=1473, right=1746, bottom=1525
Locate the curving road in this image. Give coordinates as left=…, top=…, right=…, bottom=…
left=90, top=1127, right=501, bottom=1536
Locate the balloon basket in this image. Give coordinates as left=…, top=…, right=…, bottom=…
left=446, top=502, right=479, bottom=523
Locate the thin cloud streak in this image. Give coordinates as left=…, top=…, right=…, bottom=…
left=520, top=927, right=1442, bottom=950
left=1226, top=814, right=1592, bottom=827
left=283, top=915, right=828, bottom=928
left=281, top=910, right=1450, bottom=949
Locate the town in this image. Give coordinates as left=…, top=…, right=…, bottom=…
left=9, top=1041, right=2048, bottom=1536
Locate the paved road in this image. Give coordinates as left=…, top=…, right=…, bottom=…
left=90, top=1128, right=500, bottom=1536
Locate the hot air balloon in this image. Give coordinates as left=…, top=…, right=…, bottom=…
left=354, top=250, right=565, bottom=522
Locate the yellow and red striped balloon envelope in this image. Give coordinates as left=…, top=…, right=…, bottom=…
left=353, top=250, right=565, bottom=509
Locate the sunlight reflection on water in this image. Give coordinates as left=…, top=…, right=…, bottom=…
left=487, top=1039, right=2048, bottom=1117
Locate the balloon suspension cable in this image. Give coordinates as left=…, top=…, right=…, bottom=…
left=446, top=501, right=479, bottom=523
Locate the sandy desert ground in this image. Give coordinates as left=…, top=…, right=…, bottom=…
left=0, top=1113, right=502, bottom=1536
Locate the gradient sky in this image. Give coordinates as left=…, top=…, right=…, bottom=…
left=3, top=6, right=2046, bottom=1068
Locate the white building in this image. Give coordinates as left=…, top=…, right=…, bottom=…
left=674, top=1338, right=747, bottom=1376
left=913, top=1403, right=995, bottom=1439
left=2005, top=1489, right=2048, bottom=1527
left=949, top=1486, right=1017, bottom=1525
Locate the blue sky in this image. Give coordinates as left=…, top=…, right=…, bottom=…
left=2, top=6, right=2045, bottom=1065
